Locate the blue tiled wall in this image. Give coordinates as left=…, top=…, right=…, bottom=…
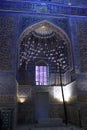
left=1, top=0, right=87, bottom=6
left=0, top=0, right=87, bottom=95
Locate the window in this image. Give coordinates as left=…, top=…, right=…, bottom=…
left=35, top=66, right=48, bottom=85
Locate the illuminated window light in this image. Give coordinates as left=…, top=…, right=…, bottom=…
left=35, top=65, right=48, bottom=85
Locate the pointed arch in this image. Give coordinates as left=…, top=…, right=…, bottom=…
left=18, top=20, right=73, bottom=73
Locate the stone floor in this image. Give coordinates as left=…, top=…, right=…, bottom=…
left=16, top=125, right=85, bottom=130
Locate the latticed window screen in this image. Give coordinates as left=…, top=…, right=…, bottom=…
left=35, top=66, right=49, bottom=85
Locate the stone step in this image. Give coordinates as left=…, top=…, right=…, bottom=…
left=37, top=118, right=63, bottom=127
left=16, top=126, right=85, bottom=130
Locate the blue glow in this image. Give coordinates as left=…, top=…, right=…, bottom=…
left=0, top=0, right=87, bottom=17
left=1, top=0, right=87, bottom=7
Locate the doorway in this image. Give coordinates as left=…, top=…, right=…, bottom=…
left=35, top=92, right=49, bottom=121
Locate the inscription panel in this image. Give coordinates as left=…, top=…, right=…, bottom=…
left=0, top=1, right=87, bottom=16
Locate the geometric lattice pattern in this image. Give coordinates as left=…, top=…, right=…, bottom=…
left=17, top=85, right=31, bottom=97
left=19, top=22, right=72, bottom=74
left=0, top=109, right=14, bottom=130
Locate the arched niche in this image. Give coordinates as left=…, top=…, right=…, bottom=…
left=17, top=20, right=74, bottom=85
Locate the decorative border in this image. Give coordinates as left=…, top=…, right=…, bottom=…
left=0, top=1, right=87, bottom=16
